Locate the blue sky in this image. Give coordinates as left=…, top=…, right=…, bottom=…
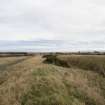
left=0, top=0, right=105, bottom=51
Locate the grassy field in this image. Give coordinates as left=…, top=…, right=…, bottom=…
left=0, top=54, right=105, bottom=105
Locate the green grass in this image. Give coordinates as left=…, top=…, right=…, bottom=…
left=21, top=65, right=104, bottom=105
left=21, top=67, right=72, bottom=105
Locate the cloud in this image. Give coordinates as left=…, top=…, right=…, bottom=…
left=0, top=0, right=105, bottom=42
left=71, top=0, right=105, bottom=30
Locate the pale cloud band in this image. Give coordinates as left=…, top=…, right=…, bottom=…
left=0, top=40, right=105, bottom=52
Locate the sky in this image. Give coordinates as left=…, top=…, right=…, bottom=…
left=0, top=0, right=105, bottom=51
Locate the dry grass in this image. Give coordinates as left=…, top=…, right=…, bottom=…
left=0, top=56, right=42, bottom=105
left=44, top=54, right=105, bottom=76
left=21, top=65, right=105, bottom=105
left=0, top=55, right=104, bottom=105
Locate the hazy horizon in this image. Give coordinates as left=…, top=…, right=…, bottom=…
left=0, top=39, right=105, bottom=52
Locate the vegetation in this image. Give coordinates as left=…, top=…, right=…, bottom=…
left=44, top=54, right=105, bottom=76
left=0, top=54, right=104, bottom=105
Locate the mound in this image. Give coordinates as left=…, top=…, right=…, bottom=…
left=0, top=55, right=105, bottom=105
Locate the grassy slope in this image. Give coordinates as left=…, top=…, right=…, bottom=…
left=0, top=55, right=105, bottom=105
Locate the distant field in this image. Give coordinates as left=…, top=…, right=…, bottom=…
left=45, top=55, right=105, bottom=76
left=0, top=54, right=105, bottom=105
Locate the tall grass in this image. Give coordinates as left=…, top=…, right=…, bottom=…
left=21, top=66, right=103, bottom=105
left=0, top=55, right=104, bottom=105
left=44, top=55, right=105, bottom=76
